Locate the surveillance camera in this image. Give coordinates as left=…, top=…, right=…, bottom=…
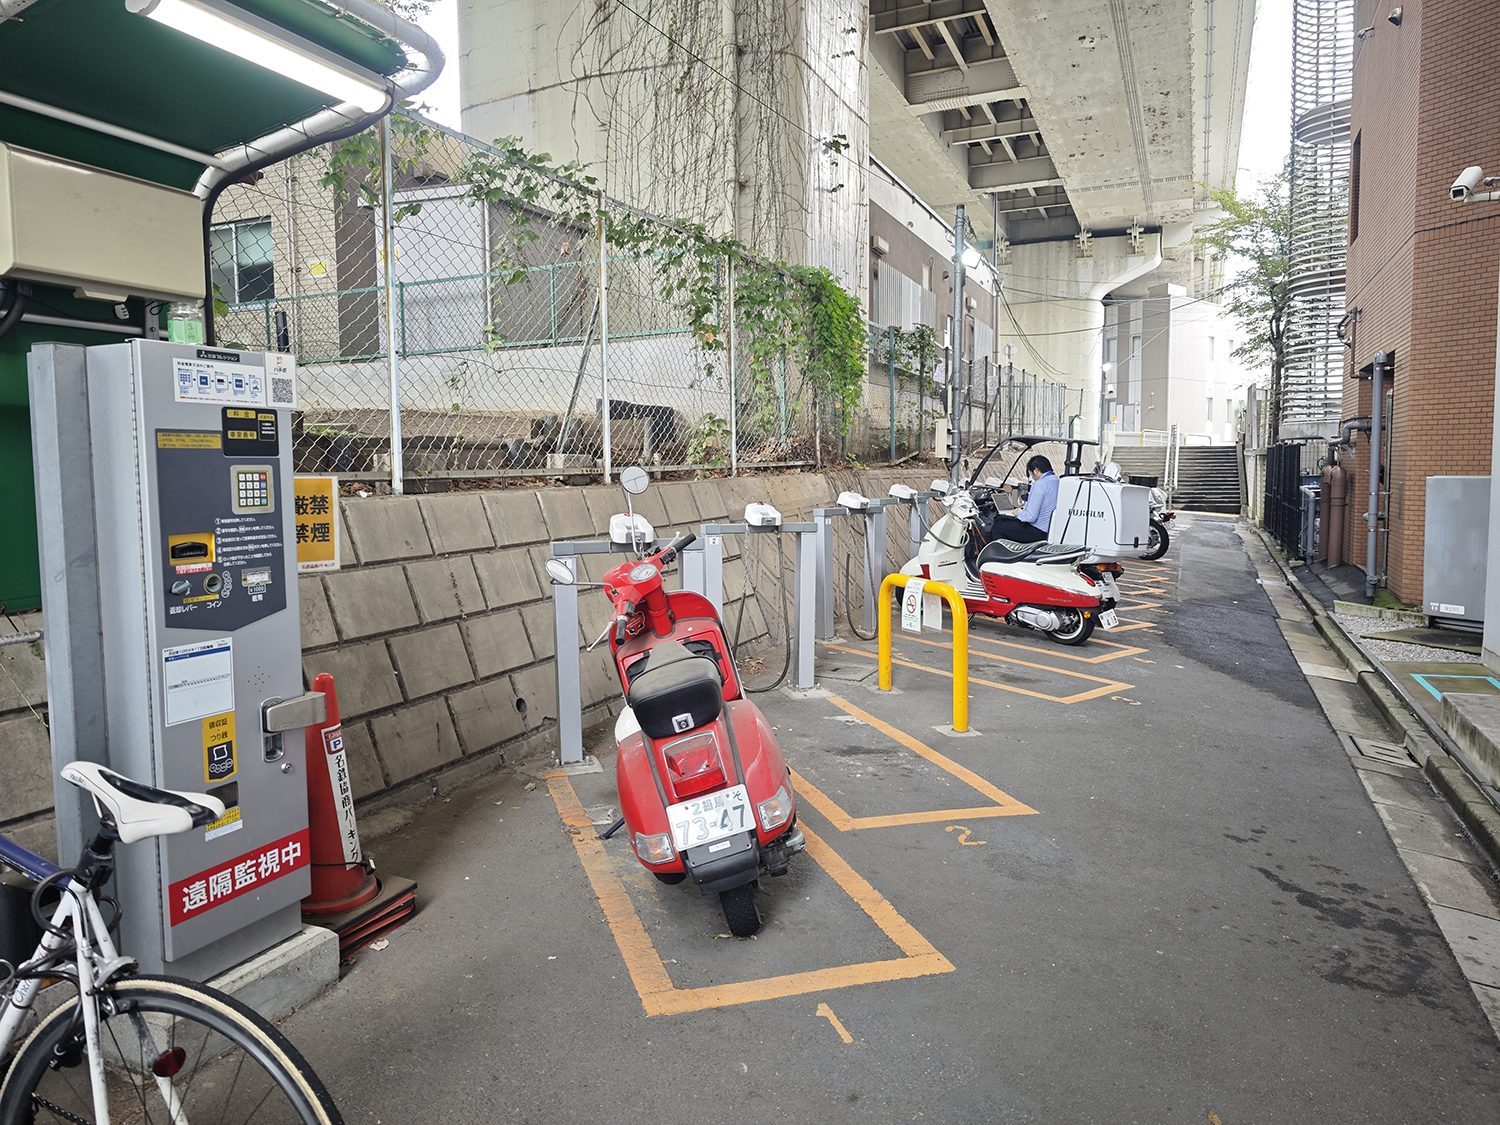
left=1452, top=166, right=1484, bottom=201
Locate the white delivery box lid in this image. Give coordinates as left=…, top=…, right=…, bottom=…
left=1048, top=478, right=1151, bottom=558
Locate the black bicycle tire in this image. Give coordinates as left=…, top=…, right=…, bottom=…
left=0, top=976, right=342, bottom=1125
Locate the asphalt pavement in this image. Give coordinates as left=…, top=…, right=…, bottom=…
left=277, top=513, right=1500, bottom=1124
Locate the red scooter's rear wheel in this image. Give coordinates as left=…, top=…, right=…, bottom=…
left=720, top=884, right=761, bottom=936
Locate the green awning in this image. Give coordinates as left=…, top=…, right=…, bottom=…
left=0, top=0, right=405, bottom=188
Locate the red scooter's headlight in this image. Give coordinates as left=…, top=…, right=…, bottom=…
left=663, top=731, right=727, bottom=798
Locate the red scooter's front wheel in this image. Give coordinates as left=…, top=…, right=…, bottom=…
left=720, top=884, right=761, bottom=936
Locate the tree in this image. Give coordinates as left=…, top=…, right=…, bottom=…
left=1196, top=171, right=1292, bottom=441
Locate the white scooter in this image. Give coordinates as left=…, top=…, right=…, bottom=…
left=901, top=477, right=1118, bottom=646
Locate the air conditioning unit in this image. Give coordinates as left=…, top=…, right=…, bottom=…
left=965, top=295, right=978, bottom=310
left=871, top=235, right=890, bottom=256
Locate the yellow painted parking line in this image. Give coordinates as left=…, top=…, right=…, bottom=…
left=928, top=626, right=1147, bottom=665
left=817, top=1003, right=855, bottom=1044
left=545, top=771, right=954, bottom=1017
left=791, top=696, right=1035, bottom=829
left=822, top=642, right=1130, bottom=705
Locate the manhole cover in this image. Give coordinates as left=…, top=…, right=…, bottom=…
left=1350, top=736, right=1414, bottom=766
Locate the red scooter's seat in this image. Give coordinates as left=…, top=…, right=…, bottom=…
left=626, top=640, right=724, bottom=739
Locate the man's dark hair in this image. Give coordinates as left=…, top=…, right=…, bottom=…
left=1026, top=455, right=1053, bottom=475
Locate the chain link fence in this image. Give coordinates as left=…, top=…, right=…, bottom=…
left=209, top=110, right=1073, bottom=485
left=857, top=324, right=1071, bottom=463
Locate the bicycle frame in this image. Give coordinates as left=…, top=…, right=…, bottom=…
left=1, top=837, right=186, bottom=1124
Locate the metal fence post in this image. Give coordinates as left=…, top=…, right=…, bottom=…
left=727, top=258, right=738, bottom=476
left=598, top=191, right=612, bottom=484
left=888, top=324, right=896, bottom=462
left=381, top=115, right=403, bottom=495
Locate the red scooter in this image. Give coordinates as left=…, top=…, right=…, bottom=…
left=585, top=477, right=804, bottom=937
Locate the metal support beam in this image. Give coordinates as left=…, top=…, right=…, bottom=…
left=792, top=528, right=817, bottom=689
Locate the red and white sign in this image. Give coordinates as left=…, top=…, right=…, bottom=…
left=169, top=828, right=311, bottom=927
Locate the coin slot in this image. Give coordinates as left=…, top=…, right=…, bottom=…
left=203, top=573, right=223, bottom=594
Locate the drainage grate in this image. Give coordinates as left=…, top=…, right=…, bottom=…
left=1349, top=736, right=1415, bottom=767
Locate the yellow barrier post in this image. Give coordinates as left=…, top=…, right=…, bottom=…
left=878, top=573, right=969, bottom=732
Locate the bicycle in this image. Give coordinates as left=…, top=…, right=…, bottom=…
left=0, top=760, right=342, bottom=1124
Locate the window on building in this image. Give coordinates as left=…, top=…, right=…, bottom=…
left=1131, top=334, right=1142, bottom=358
left=1350, top=131, right=1362, bottom=243
left=1206, top=397, right=1214, bottom=423
left=1105, top=335, right=1118, bottom=366
left=922, top=264, right=932, bottom=291
left=210, top=218, right=275, bottom=304
left=1208, top=337, right=1215, bottom=361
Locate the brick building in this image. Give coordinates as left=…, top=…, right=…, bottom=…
left=1342, top=0, right=1500, bottom=602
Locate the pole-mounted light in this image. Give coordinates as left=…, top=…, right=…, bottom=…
left=126, top=0, right=390, bottom=113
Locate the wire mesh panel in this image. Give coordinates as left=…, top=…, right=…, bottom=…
left=210, top=110, right=1073, bottom=484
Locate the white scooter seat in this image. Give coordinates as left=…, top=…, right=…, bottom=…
left=60, top=761, right=225, bottom=845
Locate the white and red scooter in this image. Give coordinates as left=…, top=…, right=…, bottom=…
left=901, top=481, right=1118, bottom=645
left=900, top=437, right=1126, bottom=645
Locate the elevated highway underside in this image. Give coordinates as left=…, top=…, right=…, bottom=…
left=869, top=0, right=1254, bottom=249
left=868, top=0, right=1255, bottom=435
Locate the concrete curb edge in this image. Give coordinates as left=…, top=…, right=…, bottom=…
left=1248, top=526, right=1500, bottom=875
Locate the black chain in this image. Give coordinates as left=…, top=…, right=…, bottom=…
left=31, top=1095, right=93, bottom=1125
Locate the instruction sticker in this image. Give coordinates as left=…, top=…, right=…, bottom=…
left=901, top=580, right=925, bottom=634
left=174, top=350, right=266, bottom=408
left=923, top=588, right=942, bottom=630
left=202, top=711, right=236, bottom=783
left=294, top=476, right=340, bottom=572
left=163, top=638, right=234, bottom=727
left=265, top=352, right=299, bottom=409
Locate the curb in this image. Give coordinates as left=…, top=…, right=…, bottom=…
left=1250, top=526, right=1500, bottom=875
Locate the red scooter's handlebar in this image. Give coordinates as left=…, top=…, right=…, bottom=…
left=656, top=531, right=697, bottom=567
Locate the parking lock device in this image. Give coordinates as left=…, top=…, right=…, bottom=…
left=31, top=339, right=321, bottom=980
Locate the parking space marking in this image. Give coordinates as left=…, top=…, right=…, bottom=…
left=817, top=1003, right=855, bottom=1044
left=789, top=695, right=1036, bottom=831
left=931, top=626, right=1147, bottom=665
left=545, top=770, right=954, bottom=1017
left=821, top=641, right=1131, bottom=705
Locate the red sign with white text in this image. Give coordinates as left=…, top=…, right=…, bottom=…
left=168, top=828, right=311, bottom=926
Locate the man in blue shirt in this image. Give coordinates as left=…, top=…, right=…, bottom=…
left=996, top=455, right=1058, bottom=543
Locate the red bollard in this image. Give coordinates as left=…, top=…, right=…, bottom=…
left=302, top=673, right=379, bottom=916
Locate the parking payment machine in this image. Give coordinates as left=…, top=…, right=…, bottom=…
left=31, top=339, right=323, bottom=980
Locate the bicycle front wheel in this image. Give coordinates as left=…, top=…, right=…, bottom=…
left=0, top=975, right=341, bottom=1125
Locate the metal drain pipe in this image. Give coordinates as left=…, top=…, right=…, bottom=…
left=1364, top=351, right=1391, bottom=598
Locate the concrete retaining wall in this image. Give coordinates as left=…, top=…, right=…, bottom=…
left=1, top=468, right=930, bottom=861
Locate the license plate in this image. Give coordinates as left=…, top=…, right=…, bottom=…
left=1099, top=609, right=1120, bottom=630
left=666, top=785, right=752, bottom=852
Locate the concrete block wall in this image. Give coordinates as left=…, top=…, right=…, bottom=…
left=1, top=467, right=938, bottom=859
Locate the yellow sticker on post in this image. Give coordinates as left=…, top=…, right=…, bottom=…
left=293, top=476, right=340, bottom=572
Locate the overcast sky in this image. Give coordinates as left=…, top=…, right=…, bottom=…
left=414, top=0, right=1294, bottom=195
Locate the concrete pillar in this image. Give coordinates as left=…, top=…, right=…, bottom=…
left=1002, top=234, right=1162, bottom=439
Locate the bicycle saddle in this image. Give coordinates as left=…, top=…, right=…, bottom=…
left=61, top=761, right=225, bottom=844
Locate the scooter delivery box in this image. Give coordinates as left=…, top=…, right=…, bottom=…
left=1048, top=477, right=1151, bottom=558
